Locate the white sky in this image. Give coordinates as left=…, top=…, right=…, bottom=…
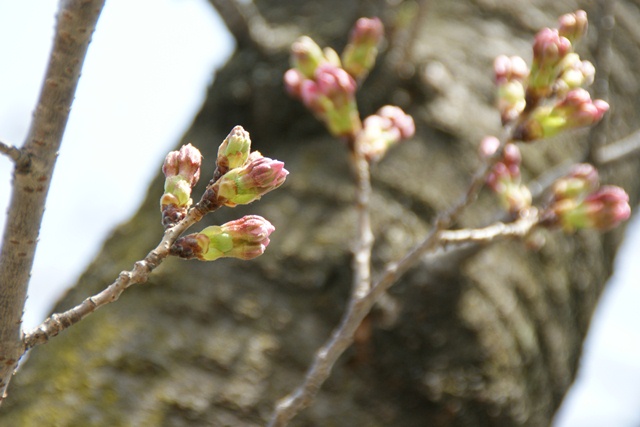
left=0, top=2, right=638, bottom=425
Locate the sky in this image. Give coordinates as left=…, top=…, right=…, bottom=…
left=0, top=2, right=638, bottom=426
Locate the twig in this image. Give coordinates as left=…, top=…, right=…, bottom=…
left=0, top=0, right=105, bottom=403
left=350, top=151, right=373, bottom=299
left=268, top=126, right=514, bottom=426
left=0, top=139, right=22, bottom=165
left=586, top=0, right=616, bottom=165
left=595, top=128, right=640, bottom=165
left=208, top=0, right=295, bottom=53
left=22, top=205, right=208, bottom=350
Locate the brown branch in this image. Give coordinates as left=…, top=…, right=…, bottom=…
left=586, top=0, right=616, bottom=165
left=0, top=139, right=23, bottom=165
left=595, top=128, right=640, bottom=165
left=0, top=0, right=105, bottom=403
left=350, top=151, right=373, bottom=299
left=208, top=0, right=295, bottom=53
left=23, top=206, right=207, bottom=349
left=268, top=126, right=515, bottom=426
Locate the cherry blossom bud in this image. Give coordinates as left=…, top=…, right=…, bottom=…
left=342, top=17, right=384, bottom=80
left=549, top=185, right=630, bottom=232
left=558, top=10, right=588, bottom=44
left=494, top=55, right=529, bottom=123
left=485, top=143, right=531, bottom=213
left=357, top=105, right=415, bottom=162
left=556, top=53, right=595, bottom=94
left=478, top=135, right=501, bottom=158
left=162, top=143, right=202, bottom=187
left=216, top=126, right=251, bottom=177
left=170, top=215, right=275, bottom=261
left=211, top=152, right=288, bottom=207
left=528, top=28, right=572, bottom=100
left=160, top=144, right=203, bottom=227
left=551, top=163, right=599, bottom=201
left=513, top=89, right=609, bottom=141
left=291, top=36, right=326, bottom=79
left=300, top=64, right=361, bottom=136
left=284, top=68, right=304, bottom=98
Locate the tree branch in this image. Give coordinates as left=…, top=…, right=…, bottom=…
left=23, top=205, right=207, bottom=350
left=0, top=139, right=22, bottom=165
left=269, top=126, right=516, bottom=426
left=0, top=0, right=105, bottom=403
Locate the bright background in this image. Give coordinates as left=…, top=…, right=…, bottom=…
left=0, top=2, right=638, bottom=426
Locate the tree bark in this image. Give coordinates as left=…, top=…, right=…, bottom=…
left=2, top=0, right=640, bottom=425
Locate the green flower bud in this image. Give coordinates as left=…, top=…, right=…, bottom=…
left=170, top=215, right=275, bottom=261
left=216, top=126, right=252, bottom=177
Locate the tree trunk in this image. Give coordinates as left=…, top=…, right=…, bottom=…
left=2, top=0, right=639, bottom=425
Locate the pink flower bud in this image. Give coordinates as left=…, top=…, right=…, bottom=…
left=493, top=55, right=529, bottom=84
left=558, top=10, right=588, bottom=43
left=582, top=186, right=631, bottom=231
left=548, top=185, right=631, bottom=232
left=162, top=143, right=202, bottom=187
left=478, top=136, right=501, bottom=158
left=551, top=163, right=599, bottom=201
left=284, top=68, right=305, bottom=98
left=213, top=152, right=289, bottom=207
left=528, top=28, right=572, bottom=100
left=342, top=17, right=384, bottom=79
left=514, top=89, right=609, bottom=141
left=299, top=64, right=361, bottom=136
left=291, top=36, right=326, bottom=79
left=161, top=144, right=203, bottom=227
left=216, top=126, right=251, bottom=177
left=485, top=143, right=531, bottom=213
left=357, top=106, right=414, bottom=162
left=170, top=215, right=275, bottom=261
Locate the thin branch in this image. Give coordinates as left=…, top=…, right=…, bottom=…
left=595, top=128, right=640, bottom=165
left=208, top=0, right=296, bottom=53
left=350, top=151, right=373, bottom=299
left=23, top=206, right=207, bottom=349
left=586, top=0, right=616, bottom=165
left=0, top=0, right=105, bottom=403
left=0, top=139, right=22, bottom=165
left=268, top=126, right=514, bottom=426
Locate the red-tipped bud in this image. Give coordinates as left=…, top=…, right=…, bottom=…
left=291, top=36, right=326, bottom=79
left=551, top=163, right=599, bottom=201
left=558, top=10, right=588, bottom=44
left=299, top=64, right=361, bottom=136
left=161, top=144, right=203, bottom=227
left=528, top=28, right=572, bottom=101
left=216, top=126, right=251, bottom=177
left=162, top=143, right=202, bottom=187
left=513, top=89, right=609, bottom=142
left=547, top=185, right=631, bottom=232
left=342, top=17, right=384, bottom=80
left=485, top=143, right=531, bottom=213
left=211, top=152, right=289, bottom=207
left=170, top=215, right=275, bottom=261
left=357, top=105, right=415, bottom=162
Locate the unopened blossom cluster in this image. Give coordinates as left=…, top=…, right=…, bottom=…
left=485, top=10, right=630, bottom=232
left=160, top=126, right=288, bottom=261
left=284, top=17, right=415, bottom=162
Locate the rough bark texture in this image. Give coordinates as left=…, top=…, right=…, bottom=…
left=2, top=0, right=640, bottom=426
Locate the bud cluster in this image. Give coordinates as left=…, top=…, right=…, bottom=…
left=170, top=215, right=275, bottom=261
left=542, top=164, right=630, bottom=232
left=357, top=106, right=416, bottom=162
left=284, top=17, right=414, bottom=162
left=160, top=126, right=288, bottom=262
left=492, top=10, right=608, bottom=142
left=480, top=136, right=532, bottom=214
left=161, top=144, right=203, bottom=228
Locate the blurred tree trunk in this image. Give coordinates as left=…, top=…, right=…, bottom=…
left=2, top=0, right=639, bottom=425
